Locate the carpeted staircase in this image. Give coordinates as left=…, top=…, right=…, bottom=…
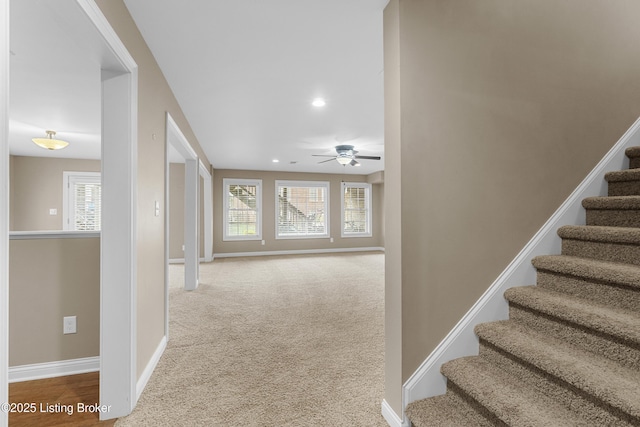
left=406, top=146, right=640, bottom=426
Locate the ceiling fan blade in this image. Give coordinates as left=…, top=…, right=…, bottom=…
left=317, top=158, right=335, bottom=164
left=312, top=154, right=337, bottom=158
left=354, top=155, right=381, bottom=160
left=350, top=159, right=359, bottom=166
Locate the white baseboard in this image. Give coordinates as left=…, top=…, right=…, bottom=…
left=9, top=356, right=100, bottom=383
left=169, top=257, right=207, bottom=264
left=402, top=116, right=640, bottom=413
left=136, top=335, right=167, bottom=400
left=213, top=246, right=385, bottom=258
left=381, top=399, right=407, bottom=427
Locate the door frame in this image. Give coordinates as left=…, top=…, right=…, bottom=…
left=1, top=0, right=139, bottom=423
left=0, top=2, right=10, bottom=424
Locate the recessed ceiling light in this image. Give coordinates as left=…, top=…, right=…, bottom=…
left=272, top=159, right=279, bottom=163
left=311, top=98, right=326, bottom=107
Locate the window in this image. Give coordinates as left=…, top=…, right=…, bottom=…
left=341, top=182, right=372, bottom=238
left=223, top=178, right=262, bottom=241
left=63, top=172, right=102, bottom=231
left=276, top=180, right=329, bottom=239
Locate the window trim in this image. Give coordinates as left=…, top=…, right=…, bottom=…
left=222, top=178, right=262, bottom=241
left=62, top=171, right=102, bottom=231
left=341, top=182, right=372, bottom=238
left=275, top=180, right=330, bottom=240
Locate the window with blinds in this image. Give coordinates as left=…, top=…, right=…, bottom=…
left=341, top=182, right=372, bottom=237
left=63, top=172, right=102, bottom=231
left=223, top=178, right=262, bottom=241
left=276, top=180, right=329, bottom=239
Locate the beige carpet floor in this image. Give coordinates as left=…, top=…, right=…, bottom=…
left=116, top=252, right=387, bottom=427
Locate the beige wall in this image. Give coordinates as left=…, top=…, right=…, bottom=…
left=384, top=0, right=402, bottom=414
left=214, top=169, right=384, bottom=254
left=385, top=0, right=640, bottom=414
left=95, top=0, right=211, bottom=379
left=9, top=156, right=101, bottom=231
left=9, top=237, right=100, bottom=365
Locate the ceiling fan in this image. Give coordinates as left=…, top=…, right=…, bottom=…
left=312, top=145, right=381, bottom=166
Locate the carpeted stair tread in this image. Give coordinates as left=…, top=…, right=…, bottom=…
left=626, top=146, right=640, bottom=158
left=532, top=255, right=640, bottom=290
left=475, top=320, right=640, bottom=419
left=605, top=169, right=640, bottom=182
left=504, top=286, right=640, bottom=344
left=406, top=394, right=494, bottom=427
left=558, top=225, right=640, bottom=244
left=582, top=195, right=640, bottom=209
left=626, top=146, right=640, bottom=168
left=441, top=356, right=598, bottom=426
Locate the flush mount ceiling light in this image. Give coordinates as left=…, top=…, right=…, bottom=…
left=32, top=130, right=69, bottom=150
left=311, top=98, right=326, bottom=107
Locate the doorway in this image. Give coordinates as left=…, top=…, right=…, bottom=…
left=1, top=0, right=138, bottom=423
left=164, top=113, right=213, bottom=337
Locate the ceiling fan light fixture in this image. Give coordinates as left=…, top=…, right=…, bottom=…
left=336, top=155, right=352, bottom=165
left=32, top=130, right=69, bottom=150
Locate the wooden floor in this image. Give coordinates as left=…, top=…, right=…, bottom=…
left=9, top=372, right=116, bottom=427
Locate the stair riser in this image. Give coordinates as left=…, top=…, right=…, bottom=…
left=630, top=157, right=640, bottom=169
left=508, top=305, right=640, bottom=370
left=478, top=342, right=639, bottom=426
left=406, top=393, right=496, bottom=427
left=536, top=271, right=640, bottom=313
left=446, top=382, right=504, bottom=426
left=561, top=239, right=640, bottom=266
left=586, top=209, right=640, bottom=227
left=608, top=181, right=640, bottom=196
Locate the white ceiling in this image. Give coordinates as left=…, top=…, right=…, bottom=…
left=9, top=0, right=103, bottom=160
left=9, top=0, right=386, bottom=175
left=123, top=0, right=386, bottom=175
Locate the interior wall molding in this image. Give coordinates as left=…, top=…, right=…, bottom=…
left=213, top=246, right=385, bottom=258
left=136, top=336, right=166, bottom=400
left=168, top=257, right=207, bottom=264
left=8, top=357, right=100, bottom=383
left=381, top=399, right=406, bottom=427
left=1, top=2, right=10, bottom=424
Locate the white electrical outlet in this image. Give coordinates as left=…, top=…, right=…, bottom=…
left=63, top=316, right=77, bottom=334
left=261, top=240, right=265, bottom=245
left=330, top=237, right=334, bottom=243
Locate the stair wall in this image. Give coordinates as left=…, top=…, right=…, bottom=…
left=397, top=117, right=640, bottom=427
left=405, top=144, right=640, bottom=426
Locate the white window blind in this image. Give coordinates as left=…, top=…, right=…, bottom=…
left=276, top=180, right=329, bottom=239
left=341, top=182, right=371, bottom=237
left=73, top=181, right=102, bottom=230
left=223, top=178, right=262, bottom=241
left=63, top=172, right=102, bottom=231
